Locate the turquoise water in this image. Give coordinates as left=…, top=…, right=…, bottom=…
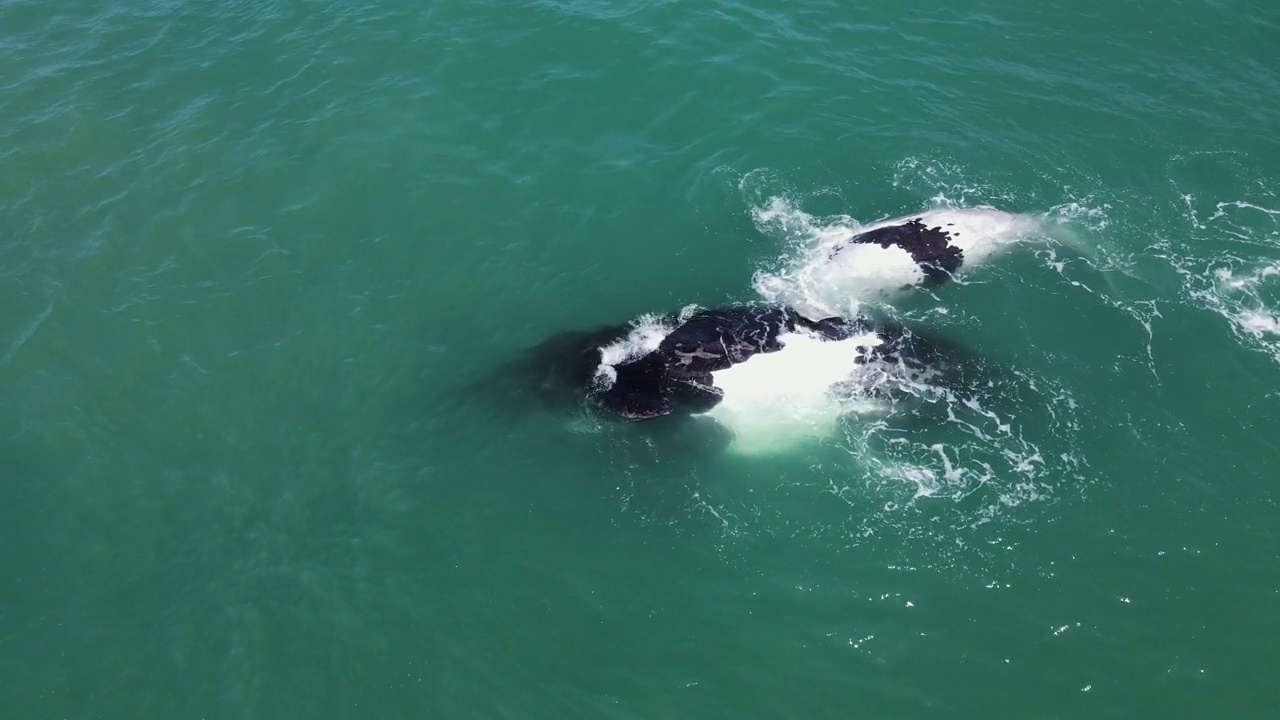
left=3, top=0, right=1278, bottom=716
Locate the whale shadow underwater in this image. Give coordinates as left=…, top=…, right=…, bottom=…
left=515, top=208, right=1024, bottom=429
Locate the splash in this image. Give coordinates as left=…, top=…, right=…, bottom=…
left=1192, top=259, right=1280, bottom=362
left=593, top=312, right=676, bottom=385
left=1166, top=152, right=1280, bottom=365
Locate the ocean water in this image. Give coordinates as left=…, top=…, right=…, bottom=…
left=2, top=0, right=1278, bottom=717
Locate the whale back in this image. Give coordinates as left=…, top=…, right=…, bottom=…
left=588, top=306, right=873, bottom=419
left=835, top=218, right=963, bottom=284
left=818, top=208, right=1030, bottom=299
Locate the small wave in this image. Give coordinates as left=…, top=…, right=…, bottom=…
left=593, top=312, right=675, bottom=384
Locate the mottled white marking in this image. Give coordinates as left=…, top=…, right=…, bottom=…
left=694, top=330, right=891, bottom=454
left=826, top=242, right=925, bottom=291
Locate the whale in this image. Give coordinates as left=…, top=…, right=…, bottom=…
left=533, top=303, right=951, bottom=421
left=532, top=207, right=1030, bottom=422
left=757, top=206, right=1036, bottom=317
left=828, top=206, right=1030, bottom=285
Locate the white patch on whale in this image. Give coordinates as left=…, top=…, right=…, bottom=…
left=692, top=329, right=891, bottom=454
left=829, top=207, right=1031, bottom=278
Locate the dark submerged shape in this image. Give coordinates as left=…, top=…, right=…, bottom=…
left=832, top=218, right=964, bottom=284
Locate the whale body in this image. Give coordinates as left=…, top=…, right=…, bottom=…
left=538, top=304, right=939, bottom=421
left=590, top=306, right=865, bottom=419
left=824, top=207, right=1032, bottom=292
left=757, top=207, right=1036, bottom=317
left=535, top=207, right=1030, bottom=422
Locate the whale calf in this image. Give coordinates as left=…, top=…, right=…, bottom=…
left=828, top=207, right=1031, bottom=284
left=757, top=207, right=1037, bottom=316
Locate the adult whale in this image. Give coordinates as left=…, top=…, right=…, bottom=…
left=529, top=208, right=1030, bottom=420
left=581, top=305, right=950, bottom=419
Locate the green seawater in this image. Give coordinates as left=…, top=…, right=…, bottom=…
left=2, top=0, right=1278, bottom=716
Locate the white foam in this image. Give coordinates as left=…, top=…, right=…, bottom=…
left=594, top=312, right=674, bottom=384
left=1165, top=156, right=1280, bottom=365
left=1239, top=311, right=1280, bottom=336
left=1200, top=261, right=1280, bottom=355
